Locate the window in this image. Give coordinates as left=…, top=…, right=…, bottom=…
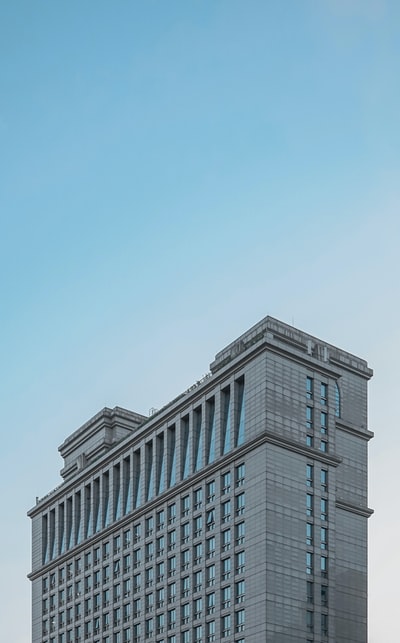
left=114, top=606, right=121, bottom=626
left=235, top=609, right=245, bottom=632
left=193, top=624, right=202, bottom=642
left=145, top=542, right=154, bottom=562
left=206, top=620, right=215, bottom=643
left=145, top=617, right=154, bottom=638
left=93, top=548, right=100, bottom=566
left=168, top=555, right=177, bottom=576
left=236, top=550, right=245, bottom=574
left=222, top=557, right=231, bottom=580
left=157, top=535, right=165, bottom=557
left=207, top=592, right=215, bottom=614
left=306, top=523, right=313, bottom=546
left=133, top=523, right=141, bottom=544
left=156, top=586, right=165, bottom=608
left=222, top=529, right=231, bottom=551
left=236, top=521, right=245, bottom=545
left=206, top=509, right=215, bottom=530
left=182, top=576, right=191, bottom=597
left=236, top=493, right=245, bottom=515
left=306, top=376, right=313, bottom=399
left=321, top=527, right=328, bottom=550
left=321, top=498, right=328, bottom=521
left=59, top=566, right=66, bottom=583
left=320, top=440, right=327, bottom=453
left=321, top=469, right=328, bottom=491
left=182, top=522, right=190, bottom=543
left=157, top=560, right=165, bottom=582
left=193, top=570, right=202, bottom=592
left=335, top=382, right=341, bottom=417
left=320, top=382, right=327, bottom=405
left=168, top=503, right=176, bottom=524
left=156, top=613, right=165, bottom=634
left=194, top=543, right=202, bottom=565
left=206, top=480, right=215, bottom=503
left=321, top=613, right=328, bottom=636
left=168, top=608, right=176, bottom=628
left=182, top=495, right=190, bottom=516
left=321, top=412, right=327, bottom=434
left=182, top=630, right=190, bottom=643
left=321, top=584, right=328, bottom=606
left=145, top=516, right=154, bottom=537
left=133, top=598, right=141, bottom=618
left=94, top=593, right=100, bottom=611
left=145, top=567, right=154, bottom=587
left=133, top=573, right=141, bottom=592
left=133, top=548, right=141, bottom=569
left=306, top=464, right=313, bottom=487
left=321, top=556, right=328, bottom=577
left=235, top=579, right=245, bottom=603
left=306, top=610, right=314, bottom=632
left=114, top=534, right=121, bottom=553
left=236, top=463, right=245, bottom=487
left=221, top=500, right=231, bottom=523
left=194, top=597, right=202, bottom=619
left=193, top=515, right=202, bottom=538
left=181, top=603, right=190, bottom=624
left=103, top=542, right=110, bottom=559
left=206, top=535, right=216, bottom=558
left=306, top=435, right=313, bottom=447
left=306, top=406, right=313, bottom=430
left=123, top=602, right=131, bottom=621
left=103, top=587, right=110, bottom=606
left=306, top=494, right=313, bottom=517
left=123, top=529, right=131, bottom=548
left=306, top=552, right=313, bottom=575
left=122, top=554, right=131, bottom=574
left=206, top=564, right=216, bottom=587
left=182, top=549, right=190, bottom=570
left=221, top=614, right=231, bottom=637
left=194, top=487, right=202, bottom=510
left=145, top=593, right=154, bottom=613
left=157, top=509, right=165, bottom=530
left=221, top=471, right=231, bottom=494
left=221, top=585, right=231, bottom=609
left=168, top=529, right=176, bottom=550
left=168, top=582, right=176, bottom=603
left=306, top=581, right=314, bottom=603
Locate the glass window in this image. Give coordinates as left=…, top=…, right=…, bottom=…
left=321, top=469, right=328, bottom=491
left=320, top=440, right=327, bottom=453
left=306, top=464, right=313, bottom=487
left=321, top=612, right=328, bottom=636
left=236, top=521, right=245, bottom=545
left=156, top=586, right=165, bottom=608
left=221, top=614, right=231, bottom=637
left=321, top=527, right=327, bottom=549
left=145, top=542, right=154, bottom=562
left=221, top=585, right=231, bottom=609
left=306, top=376, right=313, bottom=399
left=182, top=495, right=190, bottom=516
left=182, top=576, right=190, bottom=597
left=306, top=523, right=313, bottom=546
left=206, top=480, right=215, bottom=503
left=194, top=515, right=202, bottom=537
left=236, top=550, right=245, bottom=574
left=222, top=557, right=231, bottom=580
left=194, top=487, right=202, bottom=510
left=306, top=552, right=313, bottom=575
left=207, top=592, right=215, bottom=614
left=193, top=570, right=202, bottom=592
left=182, top=522, right=190, bottom=543
left=182, top=602, right=190, bottom=624
left=194, top=543, right=202, bottom=565
left=157, top=509, right=165, bottom=530
left=206, top=564, right=216, bottom=587
left=145, top=516, right=154, bottom=536
left=168, top=582, right=176, bottom=602
left=157, top=535, right=165, bottom=557
left=206, top=535, right=216, bottom=557
left=321, top=555, right=328, bottom=577
left=236, top=493, right=245, bottom=515
left=168, top=503, right=177, bottom=524
left=320, top=382, right=327, bottom=405
left=194, top=597, right=202, bottom=619
left=221, top=500, right=231, bottom=523
left=182, top=549, right=190, bottom=570
left=321, top=584, right=328, bottom=606
left=306, top=494, right=313, bottom=517
left=321, top=498, right=328, bottom=521
left=306, top=610, right=314, bottom=632
left=335, top=382, right=341, bottom=418
left=236, top=463, right=245, bottom=486
left=206, top=509, right=215, bottom=530
left=168, top=608, right=176, bottom=627
left=321, top=412, right=328, bottom=434
left=306, top=581, right=314, bottom=603
left=306, top=406, right=313, bottom=430
left=236, top=579, right=245, bottom=603
left=168, top=529, right=177, bottom=550
left=222, top=529, right=231, bottom=551
left=306, top=435, right=313, bottom=447
left=221, top=471, right=231, bottom=494
left=168, top=555, right=177, bottom=576
left=235, top=608, right=245, bottom=632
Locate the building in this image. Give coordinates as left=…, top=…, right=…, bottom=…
left=28, top=316, right=374, bottom=643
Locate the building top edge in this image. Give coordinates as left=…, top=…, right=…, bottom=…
left=211, top=315, right=372, bottom=377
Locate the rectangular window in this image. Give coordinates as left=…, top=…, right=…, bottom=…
left=306, top=581, right=314, bottom=604
left=156, top=509, right=165, bottom=530
left=168, top=529, right=176, bottom=551
left=321, top=584, right=328, bottom=606
left=321, top=469, right=328, bottom=491
left=306, top=435, right=313, bottom=447
left=235, top=579, right=245, bottom=603
left=306, top=493, right=313, bottom=517
left=145, top=516, right=154, bottom=537
left=321, top=527, right=328, bottom=550
left=236, top=463, right=245, bottom=487
left=306, top=406, right=313, bottom=430
left=206, top=564, right=216, bottom=587
left=306, top=523, right=313, bottom=546
left=206, top=480, right=215, bottom=503
left=206, top=508, right=215, bottom=530
left=321, top=613, right=328, bottom=636
left=222, top=557, right=231, bottom=580
left=236, top=521, right=245, bottom=545
left=168, top=503, right=176, bottom=524
left=306, top=464, right=313, bottom=487
left=221, top=471, right=231, bottom=494
left=194, top=597, right=202, bottom=620
left=321, top=498, right=328, bottom=521
left=236, top=550, right=245, bottom=574
left=306, top=552, right=313, bottom=575
left=207, top=592, right=215, bottom=614
left=221, top=585, right=231, bottom=609
left=306, top=376, right=313, bottom=399
left=221, top=529, right=231, bottom=551
left=321, top=412, right=327, bottom=434
left=194, top=487, right=202, bottom=510
left=206, top=536, right=216, bottom=558
left=193, top=515, right=202, bottom=538
left=320, top=382, right=327, bottom=405
left=321, top=556, right=328, bottom=577
left=236, top=493, right=245, bottom=515
left=182, top=576, right=190, bottom=597
left=193, top=570, right=202, bottom=592
left=221, top=614, right=231, bottom=637
left=235, top=608, right=245, bottom=633
left=194, top=543, right=202, bottom=565
left=182, top=495, right=190, bottom=516
left=306, top=610, right=314, bottom=632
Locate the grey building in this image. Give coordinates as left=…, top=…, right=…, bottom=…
left=28, top=316, right=373, bottom=643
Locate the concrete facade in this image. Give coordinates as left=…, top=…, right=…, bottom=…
left=28, top=316, right=373, bottom=643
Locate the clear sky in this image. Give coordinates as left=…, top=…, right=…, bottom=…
left=1, top=1, right=398, bottom=641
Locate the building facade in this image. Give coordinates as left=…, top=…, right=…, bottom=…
left=28, top=316, right=374, bottom=643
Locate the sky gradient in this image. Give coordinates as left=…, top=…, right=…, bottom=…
left=1, top=2, right=399, bottom=641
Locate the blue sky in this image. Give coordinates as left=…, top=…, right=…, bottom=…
left=1, top=1, right=399, bottom=640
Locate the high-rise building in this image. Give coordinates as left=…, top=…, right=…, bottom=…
left=28, top=316, right=373, bottom=643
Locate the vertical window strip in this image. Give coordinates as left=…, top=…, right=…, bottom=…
left=157, top=434, right=165, bottom=495
left=49, top=508, right=56, bottom=560
left=42, top=514, right=48, bottom=564
left=168, top=426, right=176, bottom=488
left=59, top=503, right=65, bottom=555
left=133, top=450, right=141, bottom=509
left=181, top=417, right=190, bottom=480
left=85, top=484, right=92, bottom=539
left=114, top=464, right=121, bottom=521
left=93, top=478, right=101, bottom=533
left=236, top=378, right=245, bottom=447
left=75, top=490, right=82, bottom=545
left=66, top=497, right=73, bottom=550
left=123, top=457, right=131, bottom=516
left=194, top=407, right=203, bottom=472
left=103, top=473, right=110, bottom=528
left=222, top=387, right=231, bottom=455
left=207, top=398, right=216, bottom=464
left=335, top=382, right=341, bottom=418
left=146, top=441, right=154, bottom=502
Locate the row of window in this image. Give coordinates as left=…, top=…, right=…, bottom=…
left=42, top=385, right=246, bottom=564
left=44, top=614, right=246, bottom=642
left=306, top=376, right=340, bottom=418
